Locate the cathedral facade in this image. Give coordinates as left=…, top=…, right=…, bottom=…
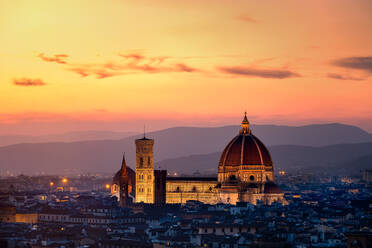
left=112, top=113, right=286, bottom=205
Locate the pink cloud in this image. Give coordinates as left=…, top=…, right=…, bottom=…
left=38, top=53, right=69, bottom=64
left=13, top=78, right=46, bottom=86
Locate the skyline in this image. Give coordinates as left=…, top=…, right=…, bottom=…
left=1, top=0, right=372, bottom=135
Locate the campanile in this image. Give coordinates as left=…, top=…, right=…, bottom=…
left=135, top=136, right=154, bottom=203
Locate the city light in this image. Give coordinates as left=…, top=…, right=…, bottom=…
left=62, top=178, right=68, bottom=183
left=49, top=182, right=54, bottom=186
left=279, top=170, right=286, bottom=175
left=105, top=184, right=110, bottom=189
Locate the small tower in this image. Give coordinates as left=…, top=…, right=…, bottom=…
left=240, top=111, right=251, bottom=135
left=135, top=134, right=155, bottom=203
left=119, top=154, right=130, bottom=207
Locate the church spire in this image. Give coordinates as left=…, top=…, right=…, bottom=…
left=120, top=153, right=128, bottom=183
left=240, top=112, right=251, bottom=135
left=119, top=152, right=130, bottom=206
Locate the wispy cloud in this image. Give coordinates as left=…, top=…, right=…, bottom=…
left=176, top=63, right=198, bottom=72
left=118, top=53, right=145, bottom=61
left=327, top=73, right=364, bottom=81
left=237, top=14, right=257, bottom=23
left=66, top=53, right=199, bottom=79
left=13, top=78, right=46, bottom=86
left=332, top=56, right=372, bottom=73
left=217, top=66, right=301, bottom=79
left=38, top=53, right=69, bottom=64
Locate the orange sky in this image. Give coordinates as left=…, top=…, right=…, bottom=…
left=1, top=0, right=372, bottom=135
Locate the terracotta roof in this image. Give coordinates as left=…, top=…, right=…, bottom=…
left=113, top=166, right=135, bottom=185
left=218, top=114, right=273, bottom=168
left=219, top=134, right=273, bottom=167
left=264, top=182, right=283, bottom=194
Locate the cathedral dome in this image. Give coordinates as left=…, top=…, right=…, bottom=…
left=218, top=113, right=273, bottom=168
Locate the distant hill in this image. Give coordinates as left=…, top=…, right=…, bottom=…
left=156, top=142, right=372, bottom=175
left=251, top=123, right=372, bottom=146
left=0, top=123, right=371, bottom=174
left=0, top=131, right=138, bottom=147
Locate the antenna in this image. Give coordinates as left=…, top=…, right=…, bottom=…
left=143, top=124, right=146, bottom=138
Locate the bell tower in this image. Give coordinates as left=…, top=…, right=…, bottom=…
left=135, top=135, right=154, bottom=203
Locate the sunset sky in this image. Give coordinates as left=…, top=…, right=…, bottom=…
left=1, top=0, right=372, bottom=135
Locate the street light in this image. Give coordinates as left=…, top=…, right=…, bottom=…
left=105, top=184, right=110, bottom=190
left=62, top=178, right=68, bottom=183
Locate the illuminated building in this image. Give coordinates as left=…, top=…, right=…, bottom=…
left=135, top=137, right=155, bottom=203
left=111, top=154, right=135, bottom=206
left=112, top=113, right=286, bottom=205
left=216, top=113, right=286, bottom=205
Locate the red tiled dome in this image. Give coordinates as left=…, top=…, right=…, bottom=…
left=218, top=113, right=273, bottom=168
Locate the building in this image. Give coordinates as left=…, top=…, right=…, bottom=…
left=111, top=154, right=136, bottom=206
left=112, top=113, right=286, bottom=205
left=135, top=137, right=155, bottom=203
left=216, top=113, right=285, bottom=205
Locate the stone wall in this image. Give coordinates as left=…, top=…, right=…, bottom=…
left=166, top=179, right=218, bottom=204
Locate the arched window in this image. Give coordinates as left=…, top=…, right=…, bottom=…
left=139, top=157, right=143, bottom=167
left=250, top=175, right=255, bottom=181
left=192, top=186, right=197, bottom=192
left=148, top=156, right=151, bottom=166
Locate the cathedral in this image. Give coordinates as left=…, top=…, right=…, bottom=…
left=111, top=113, right=286, bottom=205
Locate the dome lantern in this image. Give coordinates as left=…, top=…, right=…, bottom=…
left=240, top=112, right=251, bottom=135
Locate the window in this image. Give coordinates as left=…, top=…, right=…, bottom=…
left=139, top=157, right=143, bottom=167
left=250, top=175, right=255, bottom=181
left=229, top=175, right=236, bottom=181
left=192, top=186, right=197, bottom=192
left=148, top=175, right=151, bottom=180
left=148, top=156, right=151, bottom=166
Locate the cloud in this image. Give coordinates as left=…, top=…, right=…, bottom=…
left=36, top=51, right=199, bottom=79
left=176, top=63, right=198, bottom=72
left=67, top=67, right=122, bottom=79
left=38, top=53, right=69, bottom=64
left=68, top=68, right=90, bottom=77
left=332, top=56, right=372, bottom=73
left=118, top=53, right=145, bottom=61
left=327, top=73, right=364, bottom=81
left=218, top=66, right=301, bottom=79
left=237, top=14, right=257, bottom=23
left=13, top=78, right=46, bottom=86
left=67, top=53, right=199, bottom=79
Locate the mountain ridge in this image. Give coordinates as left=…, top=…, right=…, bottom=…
left=0, top=123, right=371, bottom=174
